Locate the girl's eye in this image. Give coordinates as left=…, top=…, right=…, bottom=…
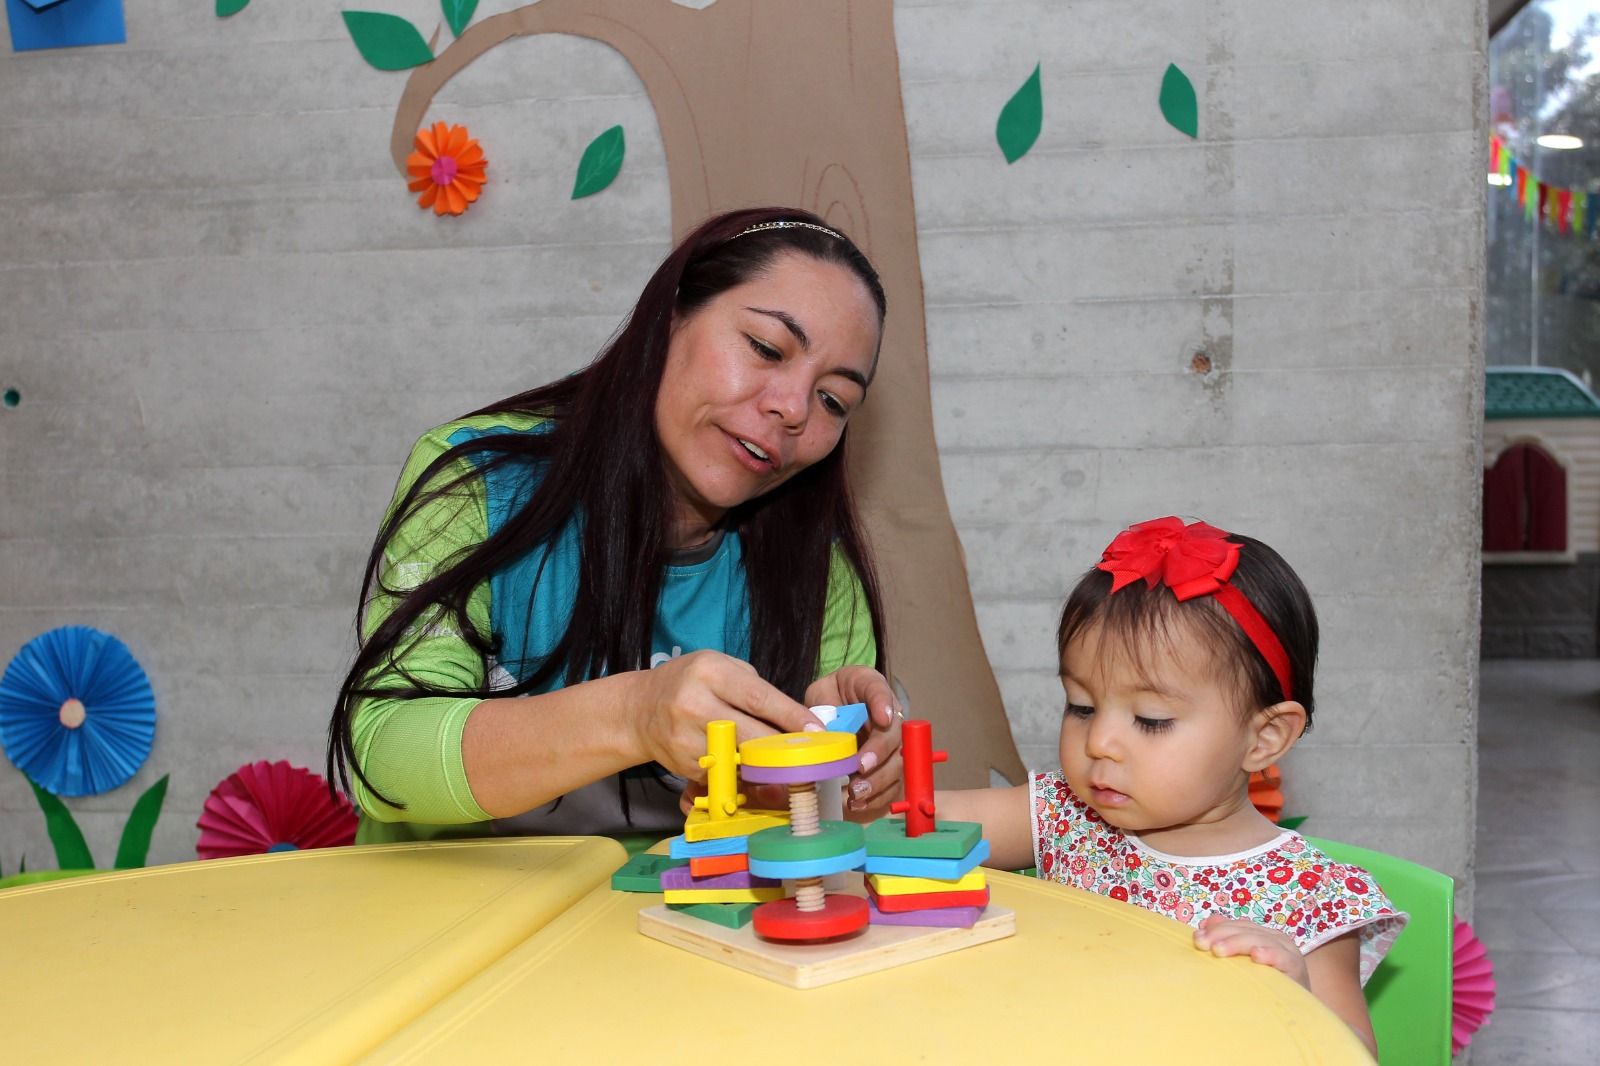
left=819, top=391, right=848, bottom=417
left=747, top=335, right=782, bottom=362
left=1065, top=702, right=1094, bottom=719
left=1135, top=716, right=1174, bottom=734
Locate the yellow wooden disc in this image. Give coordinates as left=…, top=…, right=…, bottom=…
left=738, top=731, right=857, bottom=768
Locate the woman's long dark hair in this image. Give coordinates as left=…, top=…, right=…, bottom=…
left=328, top=207, right=889, bottom=812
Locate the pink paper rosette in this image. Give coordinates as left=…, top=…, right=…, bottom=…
left=196, top=760, right=357, bottom=859
left=1452, top=917, right=1497, bottom=1054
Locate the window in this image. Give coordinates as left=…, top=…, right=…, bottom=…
left=1489, top=3, right=1600, bottom=379
left=1484, top=442, right=1568, bottom=551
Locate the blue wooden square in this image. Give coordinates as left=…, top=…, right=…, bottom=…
left=862, top=837, right=990, bottom=880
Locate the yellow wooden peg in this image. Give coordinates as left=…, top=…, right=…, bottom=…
left=739, top=731, right=856, bottom=769
left=866, top=868, right=987, bottom=896
left=694, top=720, right=744, bottom=820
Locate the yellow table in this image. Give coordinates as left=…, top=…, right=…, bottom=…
left=4, top=841, right=1371, bottom=1064
left=1, top=837, right=624, bottom=1064
left=360, top=869, right=1374, bottom=1064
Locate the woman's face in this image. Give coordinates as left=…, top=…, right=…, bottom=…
left=655, top=251, right=882, bottom=547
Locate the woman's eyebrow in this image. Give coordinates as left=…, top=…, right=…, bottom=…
left=745, top=305, right=869, bottom=390
left=745, top=306, right=809, bottom=349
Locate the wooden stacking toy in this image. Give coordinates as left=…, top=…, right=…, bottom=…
left=629, top=709, right=1016, bottom=987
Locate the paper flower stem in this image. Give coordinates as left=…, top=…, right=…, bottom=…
left=28, top=777, right=94, bottom=870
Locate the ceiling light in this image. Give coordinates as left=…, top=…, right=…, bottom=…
left=1538, top=134, right=1584, bottom=150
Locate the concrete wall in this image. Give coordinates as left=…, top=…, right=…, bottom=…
left=0, top=1, right=1484, bottom=889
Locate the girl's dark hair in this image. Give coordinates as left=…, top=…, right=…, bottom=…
left=328, top=207, right=889, bottom=812
left=1055, top=533, right=1318, bottom=727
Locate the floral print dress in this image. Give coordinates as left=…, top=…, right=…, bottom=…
left=1031, top=771, right=1407, bottom=984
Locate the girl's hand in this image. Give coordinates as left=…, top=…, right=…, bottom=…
left=1194, top=915, right=1310, bottom=989
left=805, top=666, right=903, bottom=821
left=634, top=651, right=822, bottom=781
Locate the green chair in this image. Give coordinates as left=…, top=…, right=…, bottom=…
left=1306, top=837, right=1454, bottom=1066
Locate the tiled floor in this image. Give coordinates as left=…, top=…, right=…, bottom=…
left=1471, top=659, right=1600, bottom=1064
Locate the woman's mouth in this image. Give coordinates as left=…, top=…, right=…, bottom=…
left=727, top=431, right=778, bottom=472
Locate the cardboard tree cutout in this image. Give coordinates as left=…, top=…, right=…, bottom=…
left=393, top=0, right=1024, bottom=787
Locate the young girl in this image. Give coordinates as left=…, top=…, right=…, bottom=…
left=940, top=516, right=1406, bottom=1056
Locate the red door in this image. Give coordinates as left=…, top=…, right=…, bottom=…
left=1483, top=443, right=1567, bottom=551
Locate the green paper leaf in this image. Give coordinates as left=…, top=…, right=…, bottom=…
left=1277, top=815, right=1308, bottom=831
left=571, top=125, right=626, bottom=200
left=216, top=0, right=250, bottom=16
left=342, top=11, right=435, bottom=72
left=28, top=778, right=95, bottom=871
left=442, top=0, right=477, bottom=38
left=996, top=63, right=1043, bottom=164
left=1159, top=62, right=1199, bottom=138
left=114, top=774, right=169, bottom=870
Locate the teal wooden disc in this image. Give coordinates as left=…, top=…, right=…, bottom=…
left=748, top=821, right=864, bottom=864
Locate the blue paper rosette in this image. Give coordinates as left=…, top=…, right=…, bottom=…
left=0, top=625, right=156, bottom=796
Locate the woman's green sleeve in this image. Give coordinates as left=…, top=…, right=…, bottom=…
left=348, top=428, right=495, bottom=825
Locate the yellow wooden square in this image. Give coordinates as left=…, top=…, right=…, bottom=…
left=683, top=808, right=788, bottom=842
left=866, top=868, right=987, bottom=896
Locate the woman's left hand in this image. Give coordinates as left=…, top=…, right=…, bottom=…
left=805, top=666, right=903, bottom=821
left=1193, top=916, right=1311, bottom=989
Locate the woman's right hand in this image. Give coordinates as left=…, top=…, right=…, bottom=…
left=631, top=650, right=823, bottom=781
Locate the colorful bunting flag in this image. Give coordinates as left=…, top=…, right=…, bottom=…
left=1494, top=134, right=1600, bottom=240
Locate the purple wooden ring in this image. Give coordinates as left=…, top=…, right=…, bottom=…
left=659, top=865, right=780, bottom=891
left=739, top=753, right=861, bottom=784
left=866, top=896, right=985, bottom=928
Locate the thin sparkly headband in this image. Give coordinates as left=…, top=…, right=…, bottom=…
left=733, top=220, right=846, bottom=241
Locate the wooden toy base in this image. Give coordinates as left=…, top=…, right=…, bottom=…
left=638, top=875, right=1014, bottom=989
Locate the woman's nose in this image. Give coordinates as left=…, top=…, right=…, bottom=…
left=763, top=377, right=808, bottom=428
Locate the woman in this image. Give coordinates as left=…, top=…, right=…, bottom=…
left=328, top=207, right=905, bottom=843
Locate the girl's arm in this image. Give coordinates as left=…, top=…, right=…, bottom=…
left=1303, top=932, right=1376, bottom=1058
left=1195, top=919, right=1375, bottom=1058
left=934, top=785, right=1035, bottom=872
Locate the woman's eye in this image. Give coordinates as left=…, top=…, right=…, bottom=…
left=1065, top=702, right=1094, bottom=719
left=1135, top=716, right=1174, bottom=734
left=747, top=335, right=782, bottom=362
left=819, top=391, right=848, bottom=417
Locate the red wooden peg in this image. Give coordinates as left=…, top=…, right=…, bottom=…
left=889, top=719, right=946, bottom=837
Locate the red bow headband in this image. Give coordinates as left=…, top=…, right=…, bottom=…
left=1095, top=517, right=1294, bottom=701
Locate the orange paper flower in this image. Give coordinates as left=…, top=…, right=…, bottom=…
left=1248, top=766, right=1284, bottom=823
left=406, top=121, right=487, bottom=216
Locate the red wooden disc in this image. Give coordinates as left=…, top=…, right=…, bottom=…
left=752, top=894, right=870, bottom=941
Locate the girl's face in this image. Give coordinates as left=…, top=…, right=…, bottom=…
left=655, top=251, right=881, bottom=548
left=1058, top=619, right=1268, bottom=854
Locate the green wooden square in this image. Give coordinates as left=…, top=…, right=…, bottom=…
left=863, top=818, right=983, bottom=859
left=668, top=901, right=757, bottom=929
left=610, top=852, right=687, bottom=892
